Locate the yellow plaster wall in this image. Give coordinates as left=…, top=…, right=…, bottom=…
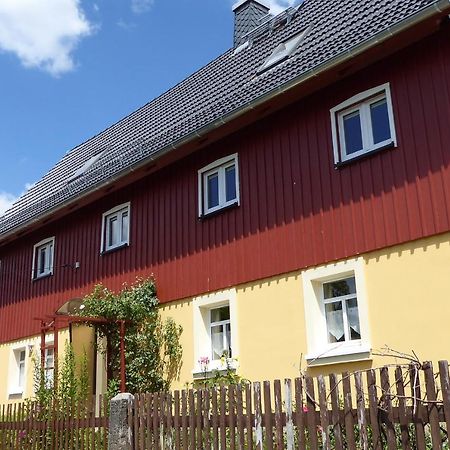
left=71, top=324, right=96, bottom=396
left=236, top=274, right=306, bottom=381
left=363, top=233, right=450, bottom=367
left=159, top=298, right=194, bottom=389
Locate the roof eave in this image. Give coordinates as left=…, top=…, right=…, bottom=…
left=1, top=0, right=449, bottom=245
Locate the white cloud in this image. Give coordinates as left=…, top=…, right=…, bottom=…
left=234, top=0, right=300, bottom=15
left=131, top=0, right=154, bottom=14
left=266, top=0, right=300, bottom=15
left=0, top=0, right=93, bottom=76
left=0, top=192, right=16, bottom=216
left=0, top=183, right=37, bottom=217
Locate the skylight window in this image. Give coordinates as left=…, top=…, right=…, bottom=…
left=258, top=27, right=309, bottom=73
left=67, top=150, right=105, bottom=183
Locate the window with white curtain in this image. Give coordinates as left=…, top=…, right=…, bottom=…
left=210, top=306, right=232, bottom=361
left=322, top=277, right=361, bottom=344
left=9, top=347, right=27, bottom=395
left=302, top=258, right=370, bottom=365
left=192, top=289, right=238, bottom=374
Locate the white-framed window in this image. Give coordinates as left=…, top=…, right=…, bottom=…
left=210, top=306, right=232, bottom=361
left=9, top=347, right=27, bottom=395
left=193, top=289, right=239, bottom=374
left=330, top=83, right=397, bottom=164
left=302, top=258, right=370, bottom=365
left=101, top=202, right=130, bottom=253
left=198, top=154, right=240, bottom=216
left=32, top=237, right=55, bottom=279
left=44, top=347, right=55, bottom=387
left=322, top=277, right=360, bottom=344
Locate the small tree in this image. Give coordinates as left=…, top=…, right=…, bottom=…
left=79, top=278, right=183, bottom=395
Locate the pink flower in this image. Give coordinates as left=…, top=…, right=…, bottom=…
left=198, top=356, right=210, bottom=365
left=303, top=406, right=309, bottom=413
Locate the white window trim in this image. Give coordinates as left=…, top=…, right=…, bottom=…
left=8, top=345, right=28, bottom=396
left=198, top=154, right=240, bottom=217
left=32, top=237, right=55, bottom=280
left=44, top=347, right=55, bottom=388
left=100, top=202, right=131, bottom=253
left=302, top=258, right=371, bottom=366
left=330, top=83, right=397, bottom=164
left=192, top=288, right=239, bottom=375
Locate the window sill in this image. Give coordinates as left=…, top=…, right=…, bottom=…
left=192, top=359, right=238, bottom=378
left=306, top=343, right=371, bottom=367
left=8, top=388, right=24, bottom=396
left=101, top=243, right=129, bottom=255
left=33, top=273, right=53, bottom=282
left=335, top=141, right=395, bottom=168
left=199, top=202, right=239, bottom=220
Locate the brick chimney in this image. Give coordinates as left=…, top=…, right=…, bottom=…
left=233, top=0, right=271, bottom=46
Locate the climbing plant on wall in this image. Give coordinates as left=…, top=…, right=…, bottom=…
left=79, top=278, right=183, bottom=395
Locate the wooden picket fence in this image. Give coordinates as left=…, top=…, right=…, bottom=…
left=2, top=360, right=450, bottom=449
left=0, top=395, right=108, bottom=449
left=131, top=361, right=450, bottom=450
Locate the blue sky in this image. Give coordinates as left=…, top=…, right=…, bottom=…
left=0, top=0, right=296, bottom=214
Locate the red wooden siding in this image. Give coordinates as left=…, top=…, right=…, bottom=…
left=1, top=28, right=450, bottom=343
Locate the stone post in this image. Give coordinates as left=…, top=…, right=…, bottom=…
left=108, top=393, right=134, bottom=450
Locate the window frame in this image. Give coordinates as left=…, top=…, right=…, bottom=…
left=209, top=306, right=232, bottom=362
left=198, top=154, right=240, bottom=217
left=9, top=346, right=27, bottom=396
left=322, top=277, right=360, bottom=345
left=302, top=258, right=371, bottom=366
left=100, top=202, right=131, bottom=253
left=192, top=289, right=239, bottom=375
left=44, top=347, right=55, bottom=388
left=32, top=237, right=55, bottom=280
left=330, top=83, right=397, bottom=165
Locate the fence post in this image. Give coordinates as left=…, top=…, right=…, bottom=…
left=109, top=393, right=134, bottom=450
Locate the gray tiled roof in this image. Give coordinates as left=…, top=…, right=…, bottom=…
left=0, top=0, right=442, bottom=238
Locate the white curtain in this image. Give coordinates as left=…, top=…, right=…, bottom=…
left=347, top=302, right=360, bottom=335
left=326, top=309, right=344, bottom=342
left=211, top=326, right=224, bottom=360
